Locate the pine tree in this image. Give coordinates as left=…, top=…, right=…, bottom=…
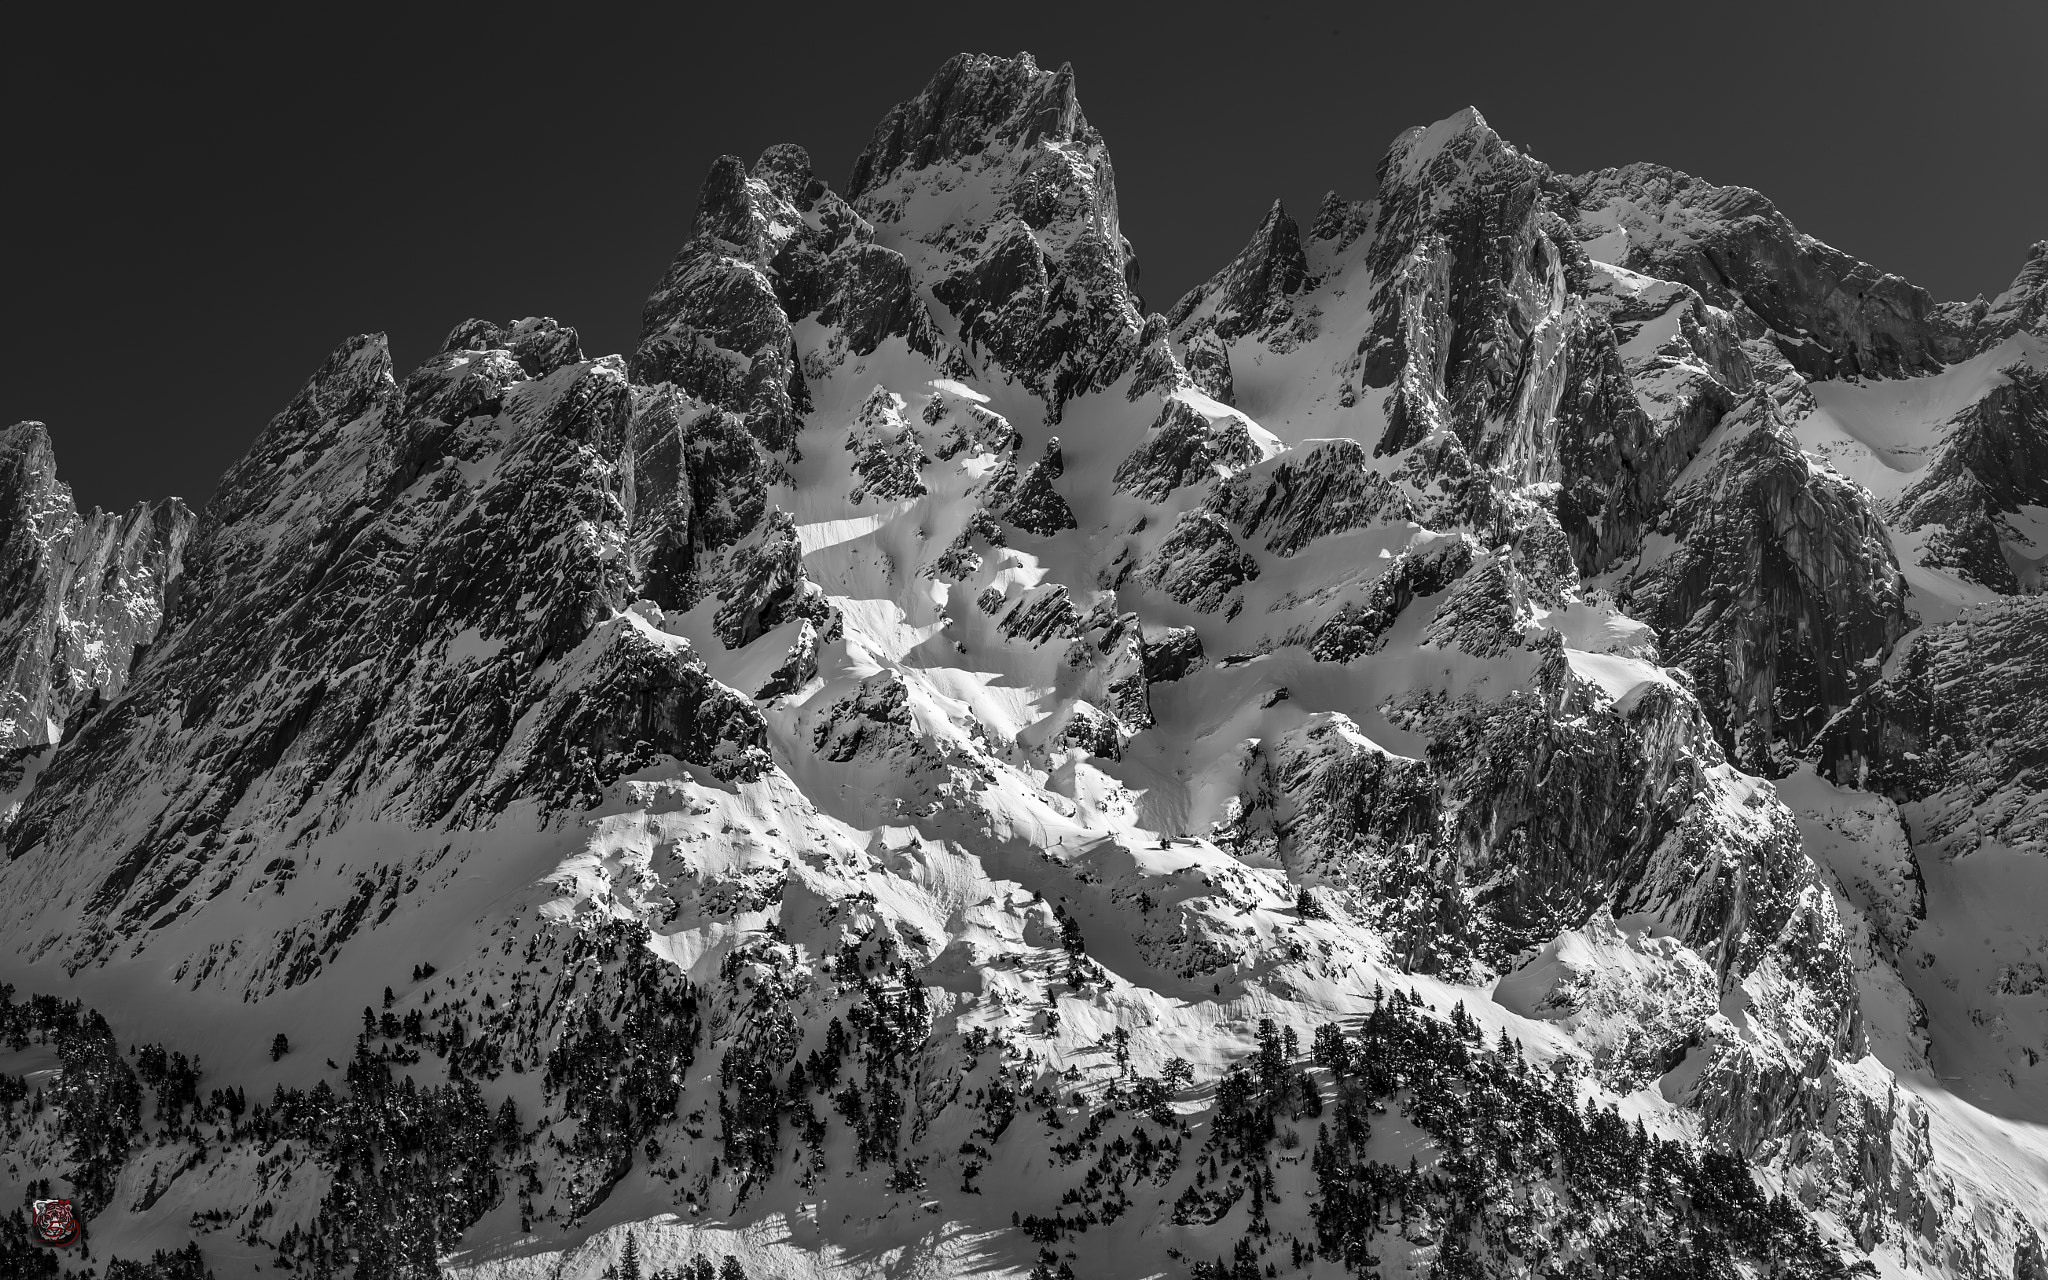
left=270, top=1033, right=290, bottom=1061
left=1256, top=1019, right=1285, bottom=1090
left=1163, top=1056, right=1193, bottom=1092
left=1311, top=1023, right=1350, bottom=1073
left=620, top=1231, right=641, bottom=1280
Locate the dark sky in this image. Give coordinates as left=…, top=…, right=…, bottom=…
left=8, top=2, right=2044, bottom=515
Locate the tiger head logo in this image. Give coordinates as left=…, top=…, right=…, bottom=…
left=31, top=1198, right=79, bottom=1248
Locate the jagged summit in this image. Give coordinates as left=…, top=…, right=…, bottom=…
left=1569, top=161, right=1964, bottom=377
left=847, top=52, right=1088, bottom=198
left=1, top=49, right=2045, bottom=1280
left=1976, top=237, right=2048, bottom=342
left=0, top=420, right=191, bottom=751
left=841, top=50, right=1144, bottom=414
left=1166, top=199, right=1308, bottom=341
left=634, top=137, right=944, bottom=452
left=1379, top=104, right=1512, bottom=189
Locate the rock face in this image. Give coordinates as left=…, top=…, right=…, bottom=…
left=1970, top=240, right=2048, bottom=349
left=1166, top=199, right=1309, bottom=343
left=849, top=52, right=1144, bottom=416
left=1890, top=361, right=2048, bottom=591
left=1815, top=597, right=2048, bottom=859
left=6, top=327, right=767, bottom=965
left=1232, top=643, right=1826, bottom=985
left=1166, top=107, right=1914, bottom=771
left=1113, top=393, right=1277, bottom=503
left=0, top=422, right=192, bottom=749
left=1554, top=257, right=1749, bottom=574
left=1623, top=388, right=1912, bottom=774
left=0, top=52, right=2043, bottom=1280
left=621, top=383, right=771, bottom=609
left=1570, top=164, right=1967, bottom=379
left=636, top=146, right=945, bottom=453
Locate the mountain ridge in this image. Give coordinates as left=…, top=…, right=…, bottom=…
left=1, top=50, right=2045, bottom=1280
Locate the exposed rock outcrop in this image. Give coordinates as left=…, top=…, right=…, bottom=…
left=636, top=146, right=943, bottom=452
left=5, top=332, right=765, bottom=956
left=0, top=423, right=192, bottom=749
left=1571, top=164, right=1967, bottom=378
left=3, top=52, right=2044, bottom=1280
left=1890, top=362, right=2048, bottom=591
left=1814, top=596, right=2048, bottom=859
left=849, top=53, right=1144, bottom=416
left=1166, top=199, right=1310, bottom=344
left=1623, top=389, right=1911, bottom=774
left=1227, top=647, right=1832, bottom=989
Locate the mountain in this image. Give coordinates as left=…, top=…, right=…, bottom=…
left=2, top=51, right=2045, bottom=1280
left=0, top=423, right=191, bottom=753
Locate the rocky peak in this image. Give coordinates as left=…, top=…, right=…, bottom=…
left=5, top=51, right=2047, bottom=1280
left=751, top=141, right=816, bottom=207
left=177, top=333, right=397, bottom=630
left=1568, top=163, right=1962, bottom=377
left=1360, top=106, right=1571, bottom=437
left=1377, top=106, right=1525, bottom=211
left=6, top=328, right=768, bottom=959
left=1974, top=239, right=2048, bottom=346
left=0, top=422, right=74, bottom=536
left=849, top=52, right=1142, bottom=415
left=0, top=423, right=194, bottom=750
left=1309, top=189, right=1374, bottom=251
left=846, top=52, right=1085, bottom=200
left=1167, top=199, right=1310, bottom=341
left=440, top=315, right=585, bottom=379
left=636, top=141, right=944, bottom=454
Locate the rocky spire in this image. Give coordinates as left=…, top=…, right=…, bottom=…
left=1167, top=199, right=1310, bottom=341
left=0, top=423, right=193, bottom=749
left=846, top=52, right=1087, bottom=200
left=1568, top=162, right=1962, bottom=378
left=848, top=52, right=1144, bottom=417
left=635, top=144, right=945, bottom=454
left=1621, top=390, right=1911, bottom=773
left=1974, top=239, right=2048, bottom=346
left=6, top=330, right=766, bottom=948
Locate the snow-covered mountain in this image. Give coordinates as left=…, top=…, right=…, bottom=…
left=3, top=51, right=2046, bottom=1280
